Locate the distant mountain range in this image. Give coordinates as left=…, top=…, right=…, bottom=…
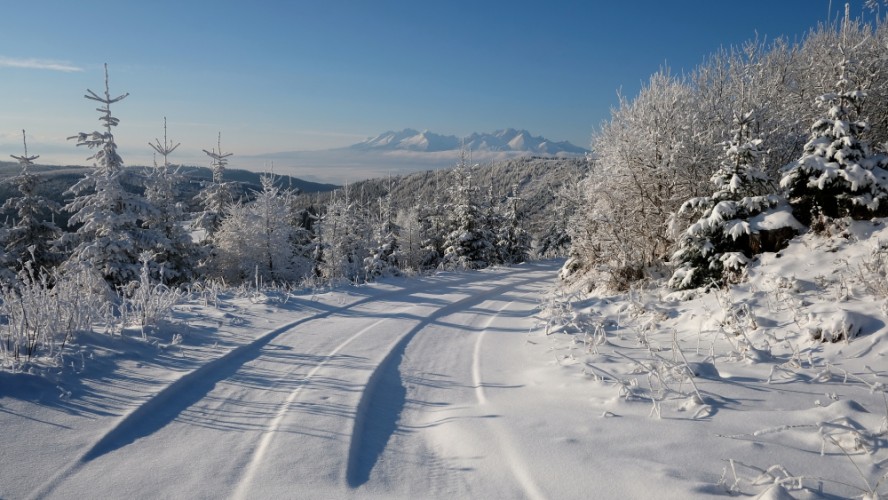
left=248, top=128, right=588, bottom=183
left=348, top=128, right=589, bottom=155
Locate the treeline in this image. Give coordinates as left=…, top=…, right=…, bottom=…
left=563, top=12, right=888, bottom=291
left=0, top=64, right=583, bottom=365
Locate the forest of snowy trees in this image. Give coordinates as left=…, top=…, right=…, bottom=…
left=562, top=11, right=888, bottom=291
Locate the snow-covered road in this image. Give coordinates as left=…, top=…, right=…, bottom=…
left=26, top=261, right=563, bottom=499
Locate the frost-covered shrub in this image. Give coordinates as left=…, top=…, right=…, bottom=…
left=0, top=264, right=111, bottom=366
left=119, top=254, right=183, bottom=335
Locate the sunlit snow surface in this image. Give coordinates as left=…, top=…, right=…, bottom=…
left=4, top=219, right=888, bottom=499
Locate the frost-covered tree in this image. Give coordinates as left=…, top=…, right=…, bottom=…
left=2, top=130, right=61, bottom=273
left=60, top=64, right=157, bottom=285
left=780, top=51, right=888, bottom=223
left=419, top=172, right=447, bottom=269
left=670, top=111, right=791, bottom=289
left=395, top=204, right=423, bottom=272
left=364, top=189, right=401, bottom=279
left=194, top=133, right=235, bottom=238
left=535, top=186, right=572, bottom=258
left=496, top=185, right=531, bottom=265
left=210, top=174, right=309, bottom=284
left=319, top=185, right=369, bottom=282
left=566, top=71, right=715, bottom=288
left=440, top=151, right=495, bottom=270
left=145, top=118, right=196, bottom=283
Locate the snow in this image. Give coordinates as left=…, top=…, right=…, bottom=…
left=5, top=222, right=888, bottom=498
left=747, top=204, right=806, bottom=232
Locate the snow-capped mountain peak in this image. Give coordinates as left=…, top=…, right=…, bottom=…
left=349, top=128, right=587, bottom=155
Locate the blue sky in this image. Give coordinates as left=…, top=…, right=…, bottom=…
left=0, top=0, right=879, bottom=177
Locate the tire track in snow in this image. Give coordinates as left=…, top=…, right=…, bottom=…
left=472, top=286, right=539, bottom=405
left=28, top=274, right=484, bottom=500
left=231, top=317, right=389, bottom=500
left=471, top=287, right=547, bottom=500
left=345, top=272, right=543, bottom=488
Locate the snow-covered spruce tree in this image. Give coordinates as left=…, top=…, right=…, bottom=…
left=669, top=111, right=793, bottom=289
left=419, top=172, right=447, bottom=269
left=440, top=150, right=495, bottom=270
left=780, top=50, right=888, bottom=224
left=210, top=174, right=309, bottom=284
left=481, top=185, right=504, bottom=267
left=496, top=185, right=531, bottom=265
left=145, top=118, right=196, bottom=283
left=363, top=188, right=401, bottom=279
left=61, top=64, right=158, bottom=286
left=2, top=130, right=61, bottom=274
left=194, top=133, right=234, bottom=239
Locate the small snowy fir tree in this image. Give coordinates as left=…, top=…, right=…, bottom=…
left=364, top=189, right=401, bottom=279
left=145, top=118, right=196, bottom=283
left=669, top=110, right=783, bottom=289
left=440, top=149, right=495, bottom=270
left=779, top=52, right=888, bottom=222
left=61, top=64, right=157, bottom=285
left=496, top=185, right=531, bottom=265
left=2, top=130, right=61, bottom=273
left=194, top=133, right=235, bottom=238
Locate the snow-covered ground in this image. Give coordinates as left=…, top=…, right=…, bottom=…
left=4, top=221, right=888, bottom=499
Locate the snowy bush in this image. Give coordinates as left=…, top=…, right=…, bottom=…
left=118, top=253, right=183, bottom=336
